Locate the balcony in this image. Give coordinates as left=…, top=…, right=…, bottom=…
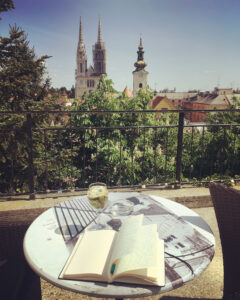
left=0, top=109, right=238, bottom=299
left=0, top=109, right=240, bottom=199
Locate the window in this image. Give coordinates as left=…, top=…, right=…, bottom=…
left=139, top=83, right=143, bottom=88
left=87, top=80, right=95, bottom=88
left=80, top=63, right=83, bottom=73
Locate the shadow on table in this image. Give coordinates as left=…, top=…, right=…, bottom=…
left=160, top=297, right=220, bottom=300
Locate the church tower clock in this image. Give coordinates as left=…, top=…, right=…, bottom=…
left=132, top=36, right=148, bottom=97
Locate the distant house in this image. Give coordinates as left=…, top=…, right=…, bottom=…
left=151, top=96, right=176, bottom=111
left=123, top=86, right=133, bottom=98
left=154, top=88, right=240, bottom=123
left=151, top=96, right=176, bottom=122
left=158, top=92, right=197, bottom=108
left=183, top=101, right=210, bottom=123
left=183, top=92, right=232, bottom=122
left=214, top=88, right=233, bottom=95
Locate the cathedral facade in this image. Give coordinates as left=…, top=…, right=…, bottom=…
left=75, top=17, right=107, bottom=99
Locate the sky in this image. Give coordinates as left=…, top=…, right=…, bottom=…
left=1, top=0, right=240, bottom=92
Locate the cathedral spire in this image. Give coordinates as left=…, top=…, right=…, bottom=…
left=93, top=16, right=106, bottom=74
left=97, top=16, right=102, bottom=43
left=79, top=16, right=84, bottom=45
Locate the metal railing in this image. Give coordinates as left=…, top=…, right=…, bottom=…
left=0, top=109, right=240, bottom=199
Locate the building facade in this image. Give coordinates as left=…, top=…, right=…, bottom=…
left=132, top=37, right=148, bottom=97
left=75, top=17, right=107, bottom=99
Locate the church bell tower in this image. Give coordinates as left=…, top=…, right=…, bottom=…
left=132, top=36, right=148, bottom=97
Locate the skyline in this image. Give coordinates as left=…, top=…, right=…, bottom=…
left=1, top=0, right=240, bottom=93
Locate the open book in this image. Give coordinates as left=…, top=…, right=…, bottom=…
left=59, top=214, right=165, bottom=286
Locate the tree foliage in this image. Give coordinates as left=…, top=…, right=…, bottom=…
left=0, top=25, right=51, bottom=111
left=0, top=25, right=61, bottom=193
left=66, top=75, right=178, bottom=187
left=0, top=0, right=14, bottom=20
left=201, top=96, right=240, bottom=178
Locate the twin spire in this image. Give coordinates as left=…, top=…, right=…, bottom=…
left=78, top=16, right=103, bottom=45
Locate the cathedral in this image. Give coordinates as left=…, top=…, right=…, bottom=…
left=75, top=17, right=107, bottom=99
left=75, top=17, right=149, bottom=98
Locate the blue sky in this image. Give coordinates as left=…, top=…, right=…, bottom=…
left=1, top=0, right=240, bottom=92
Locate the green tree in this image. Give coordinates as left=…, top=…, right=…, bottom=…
left=0, top=25, right=51, bottom=111
left=203, top=97, right=240, bottom=178
left=68, top=75, right=178, bottom=187
left=0, top=0, right=14, bottom=20
left=0, top=25, right=61, bottom=193
left=180, top=98, right=240, bottom=183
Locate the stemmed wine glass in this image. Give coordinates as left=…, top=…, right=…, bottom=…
left=87, top=183, right=135, bottom=231
left=87, top=182, right=109, bottom=230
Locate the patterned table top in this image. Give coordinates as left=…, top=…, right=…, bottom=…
left=23, top=192, right=215, bottom=298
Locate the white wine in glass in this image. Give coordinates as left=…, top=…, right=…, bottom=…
left=87, top=182, right=108, bottom=209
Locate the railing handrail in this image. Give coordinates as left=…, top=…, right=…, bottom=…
left=1, top=109, right=240, bottom=199
left=0, top=108, right=240, bottom=114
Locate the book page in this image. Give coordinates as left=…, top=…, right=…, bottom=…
left=60, top=230, right=116, bottom=279
left=113, top=224, right=159, bottom=278
left=118, top=239, right=165, bottom=286
left=109, top=214, right=143, bottom=265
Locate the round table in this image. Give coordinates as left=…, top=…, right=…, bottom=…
left=23, top=192, right=215, bottom=298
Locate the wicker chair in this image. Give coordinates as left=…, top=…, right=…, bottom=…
left=209, top=182, right=240, bottom=300
left=0, top=208, right=46, bottom=300
left=159, top=296, right=220, bottom=300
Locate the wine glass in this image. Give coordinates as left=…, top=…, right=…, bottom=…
left=87, top=182, right=109, bottom=230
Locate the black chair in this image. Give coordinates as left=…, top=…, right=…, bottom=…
left=0, top=209, right=44, bottom=300
left=209, top=182, right=240, bottom=300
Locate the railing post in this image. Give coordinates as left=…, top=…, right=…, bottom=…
left=26, top=113, right=35, bottom=200
left=176, top=111, right=184, bottom=187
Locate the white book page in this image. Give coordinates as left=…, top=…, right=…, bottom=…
left=114, top=239, right=165, bottom=286
left=109, top=215, right=143, bottom=264
left=61, top=230, right=116, bottom=278
left=113, top=224, right=158, bottom=276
